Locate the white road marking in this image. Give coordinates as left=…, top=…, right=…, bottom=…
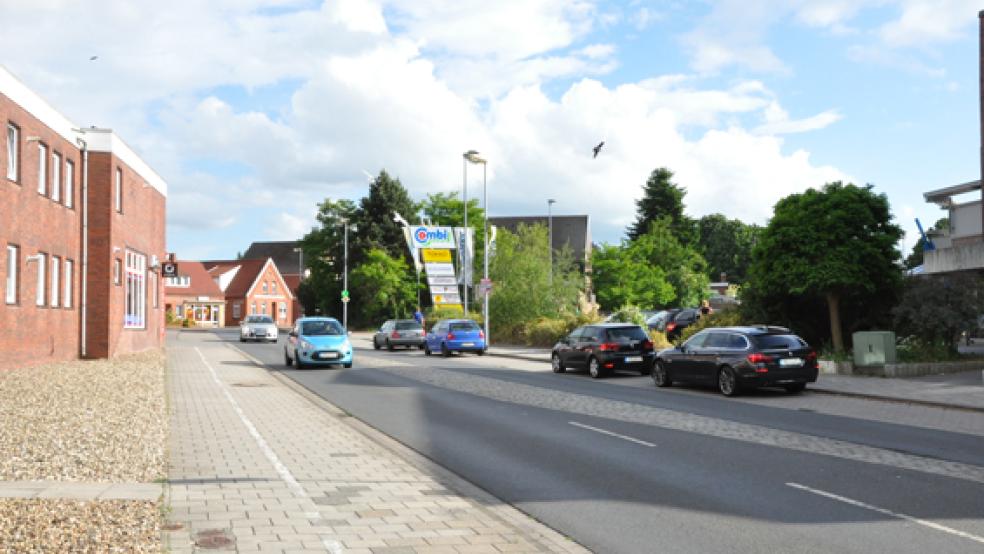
left=195, top=347, right=344, bottom=553
left=569, top=421, right=656, bottom=447
left=786, top=482, right=984, bottom=546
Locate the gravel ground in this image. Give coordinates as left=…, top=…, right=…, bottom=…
left=0, top=499, right=160, bottom=553
left=0, top=351, right=167, bottom=553
left=0, top=351, right=167, bottom=482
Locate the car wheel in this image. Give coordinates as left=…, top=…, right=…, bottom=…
left=387, top=340, right=395, bottom=352
left=343, top=362, right=352, bottom=369
left=441, top=343, right=451, bottom=357
left=295, top=350, right=306, bottom=369
left=284, top=349, right=293, bottom=367
left=588, top=357, right=603, bottom=379
left=424, top=343, right=432, bottom=356
left=476, top=349, right=486, bottom=356
left=551, top=353, right=566, bottom=373
left=784, top=383, right=806, bottom=394
left=718, top=366, right=739, bottom=397
left=373, top=338, right=380, bottom=350
left=418, top=344, right=426, bottom=350
left=239, top=337, right=245, bottom=343
left=652, top=361, right=671, bottom=387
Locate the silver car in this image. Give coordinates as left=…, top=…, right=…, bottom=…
left=240, top=315, right=279, bottom=343
left=373, top=319, right=426, bottom=350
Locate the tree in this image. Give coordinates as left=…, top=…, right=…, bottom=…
left=745, top=182, right=903, bottom=352
left=904, top=217, right=948, bottom=270
left=894, top=273, right=983, bottom=351
left=350, top=248, right=417, bottom=324
left=298, top=198, right=357, bottom=318
left=353, top=170, right=419, bottom=264
left=696, top=214, right=761, bottom=283
left=627, top=167, right=695, bottom=243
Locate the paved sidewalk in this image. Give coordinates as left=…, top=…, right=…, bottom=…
left=165, top=333, right=585, bottom=553
left=486, top=344, right=984, bottom=411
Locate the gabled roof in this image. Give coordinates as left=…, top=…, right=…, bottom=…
left=202, top=259, right=266, bottom=298
left=163, top=261, right=224, bottom=298
left=242, top=241, right=302, bottom=275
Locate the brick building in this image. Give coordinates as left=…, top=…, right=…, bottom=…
left=202, top=258, right=295, bottom=328
left=1, top=65, right=166, bottom=367
left=163, top=260, right=225, bottom=327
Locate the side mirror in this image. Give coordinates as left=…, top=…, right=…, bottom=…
left=289, top=331, right=297, bottom=337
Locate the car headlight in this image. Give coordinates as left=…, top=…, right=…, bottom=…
left=300, top=340, right=313, bottom=350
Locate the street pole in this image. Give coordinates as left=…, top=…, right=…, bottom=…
left=482, top=161, right=489, bottom=345
left=548, top=199, right=556, bottom=285
left=462, top=156, right=469, bottom=314
left=343, top=220, right=349, bottom=329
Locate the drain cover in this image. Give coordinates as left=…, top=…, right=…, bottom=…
left=194, top=529, right=235, bottom=549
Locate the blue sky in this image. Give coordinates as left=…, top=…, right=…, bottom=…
left=1, top=0, right=979, bottom=258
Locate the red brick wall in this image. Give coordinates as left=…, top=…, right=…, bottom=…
left=236, top=262, right=294, bottom=328
left=0, top=93, right=83, bottom=368
left=84, top=152, right=166, bottom=358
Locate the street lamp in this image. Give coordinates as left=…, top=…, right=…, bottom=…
left=393, top=211, right=420, bottom=309
left=464, top=150, right=488, bottom=344
left=293, top=246, right=304, bottom=281
left=339, top=217, right=350, bottom=329
left=548, top=199, right=556, bottom=284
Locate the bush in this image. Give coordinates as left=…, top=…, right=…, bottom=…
left=526, top=318, right=570, bottom=347
left=678, top=307, right=746, bottom=342
left=609, top=305, right=646, bottom=326
left=648, top=330, right=672, bottom=350
left=181, top=318, right=191, bottom=328
left=896, top=336, right=964, bottom=363
left=426, top=306, right=481, bottom=326
left=491, top=312, right=604, bottom=347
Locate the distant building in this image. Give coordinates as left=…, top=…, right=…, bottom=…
left=242, top=241, right=304, bottom=319
left=1, top=64, right=167, bottom=367
left=202, top=258, right=295, bottom=328
left=922, top=181, right=984, bottom=274
left=163, top=260, right=226, bottom=327
left=487, top=215, right=591, bottom=269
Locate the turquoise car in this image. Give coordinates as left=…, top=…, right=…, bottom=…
left=284, top=317, right=353, bottom=369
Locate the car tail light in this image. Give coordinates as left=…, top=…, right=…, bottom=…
left=806, top=350, right=818, bottom=367
left=447, top=332, right=456, bottom=340
left=598, top=342, right=620, bottom=351
left=666, top=322, right=677, bottom=332
left=642, top=340, right=654, bottom=351
left=747, top=353, right=773, bottom=364
left=479, top=330, right=485, bottom=339
left=391, top=331, right=401, bottom=338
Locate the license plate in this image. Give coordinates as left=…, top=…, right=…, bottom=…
left=779, top=358, right=803, bottom=368
left=461, top=342, right=475, bottom=347
left=318, top=352, right=339, bottom=359
left=625, top=356, right=643, bottom=363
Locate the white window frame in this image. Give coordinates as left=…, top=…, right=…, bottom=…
left=114, top=258, right=121, bottom=285
left=64, top=259, right=73, bottom=309
left=262, top=281, right=268, bottom=293
left=250, top=302, right=256, bottom=315
left=50, top=256, right=60, bottom=308
left=64, top=159, right=74, bottom=208
left=36, top=252, right=47, bottom=306
left=51, top=152, right=61, bottom=203
left=37, top=143, right=47, bottom=196
left=124, top=249, right=146, bottom=329
left=6, top=123, right=18, bottom=181
left=115, top=167, right=122, bottom=213
left=278, top=302, right=287, bottom=321
left=5, top=245, right=17, bottom=305
left=271, top=282, right=277, bottom=295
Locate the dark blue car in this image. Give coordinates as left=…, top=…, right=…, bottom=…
left=424, top=319, right=486, bottom=356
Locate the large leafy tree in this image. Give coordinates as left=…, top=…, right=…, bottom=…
left=903, top=217, right=948, bottom=270
left=350, top=248, right=417, bottom=324
left=297, top=198, right=357, bottom=318
left=894, top=273, right=983, bottom=351
left=627, top=167, right=695, bottom=244
left=746, top=182, right=903, bottom=352
left=697, top=214, right=762, bottom=283
left=353, top=170, right=419, bottom=264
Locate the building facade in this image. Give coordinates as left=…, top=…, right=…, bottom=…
left=163, top=260, right=226, bottom=327
left=241, top=241, right=305, bottom=319
left=203, top=258, right=295, bottom=328
left=1, top=65, right=167, bottom=367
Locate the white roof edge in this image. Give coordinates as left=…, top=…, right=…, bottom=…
left=0, top=64, right=167, bottom=197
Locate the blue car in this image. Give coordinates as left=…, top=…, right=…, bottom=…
left=284, top=317, right=353, bottom=369
left=424, top=319, right=486, bottom=356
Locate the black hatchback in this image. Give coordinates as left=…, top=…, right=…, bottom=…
left=551, top=324, right=656, bottom=378
left=652, top=326, right=818, bottom=396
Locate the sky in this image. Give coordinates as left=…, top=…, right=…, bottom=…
left=1, top=0, right=980, bottom=259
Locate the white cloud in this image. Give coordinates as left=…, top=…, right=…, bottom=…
left=879, top=0, right=979, bottom=47
left=754, top=102, right=843, bottom=134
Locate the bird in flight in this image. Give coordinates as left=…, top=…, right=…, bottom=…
left=89, top=56, right=98, bottom=61
left=592, top=141, right=604, bottom=158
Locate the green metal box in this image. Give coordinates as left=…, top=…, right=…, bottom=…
left=853, top=331, right=896, bottom=366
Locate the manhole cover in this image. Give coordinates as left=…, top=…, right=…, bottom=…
left=162, top=521, right=184, bottom=531
left=231, top=382, right=268, bottom=387
left=194, top=529, right=235, bottom=549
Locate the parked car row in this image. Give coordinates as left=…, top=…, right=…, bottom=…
left=373, top=318, right=488, bottom=357
left=551, top=323, right=819, bottom=396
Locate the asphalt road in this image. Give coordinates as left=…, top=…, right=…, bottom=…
left=218, top=329, right=984, bottom=554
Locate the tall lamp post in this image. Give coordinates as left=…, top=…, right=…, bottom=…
left=464, top=150, right=488, bottom=344
left=461, top=154, right=470, bottom=314
left=339, top=217, right=350, bottom=329
left=547, top=199, right=556, bottom=284
left=292, top=246, right=304, bottom=281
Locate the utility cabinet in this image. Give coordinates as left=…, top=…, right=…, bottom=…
left=853, top=331, right=897, bottom=366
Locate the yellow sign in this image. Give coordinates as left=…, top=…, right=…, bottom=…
left=421, top=248, right=452, bottom=263
left=436, top=303, right=464, bottom=313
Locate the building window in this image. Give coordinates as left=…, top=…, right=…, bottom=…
left=50, top=256, right=60, bottom=308
left=6, top=123, right=18, bottom=181
left=114, top=258, right=122, bottom=285
left=262, top=281, right=268, bottom=293
left=165, top=275, right=190, bottom=287
left=271, top=282, right=277, bottom=295
left=232, top=302, right=241, bottom=319
left=36, top=252, right=47, bottom=306
left=279, top=303, right=287, bottom=321
left=124, top=250, right=146, bottom=328
left=37, top=143, right=47, bottom=196
left=64, top=159, right=74, bottom=208
left=64, top=259, right=73, bottom=309
left=250, top=302, right=256, bottom=314
left=51, top=152, right=61, bottom=203
left=115, top=167, right=122, bottom=213
left=5, top=245, right=18, bottom=305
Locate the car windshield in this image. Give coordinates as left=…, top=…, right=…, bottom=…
left=246, top=315, right=273, bottom=324
left=301, top=320, right=344, bottom=336
left=606, top=326, right=648, bottom=341
left=450, top=321, right=480, bottom=331
left=753, top=334, right=807, bottom=349
left=396, top=321, right=422, bottom=330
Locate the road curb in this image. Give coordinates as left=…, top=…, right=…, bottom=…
left=227, top=342, right=589, bottom=554
left=489, top=349, right=984, bottom=413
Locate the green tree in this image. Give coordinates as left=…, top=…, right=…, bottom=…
left=627, top=167, right=695, bottom=243
left=894, top=273, right=983, bottom=351
left=298, top=198, right=358, bottom=318
left=488, top=224, right=582, bottom=330
left=350, top=248, right=417, bottom=324
left=697, top=214, right=761, bottom=283
left=904, top=217, right=948, bottom=270
left=746, top=182, right=903, bottom=352
left=353, top=170, right=419, bottom=264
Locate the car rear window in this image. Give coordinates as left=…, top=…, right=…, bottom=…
left=605, top=326, right=648, bottom=341
left=302, top=320, right=344, bottom=336
left=396, top=321, right=422, bottom=330
left=753, top=334, right=807, bottom=349
left=450, top=321, right=480, bottom=331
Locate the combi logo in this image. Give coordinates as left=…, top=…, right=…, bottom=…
left=413, top=226, right=453, bottom=247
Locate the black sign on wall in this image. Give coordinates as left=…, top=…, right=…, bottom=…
left=161, top=262, right=178, bottom=277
